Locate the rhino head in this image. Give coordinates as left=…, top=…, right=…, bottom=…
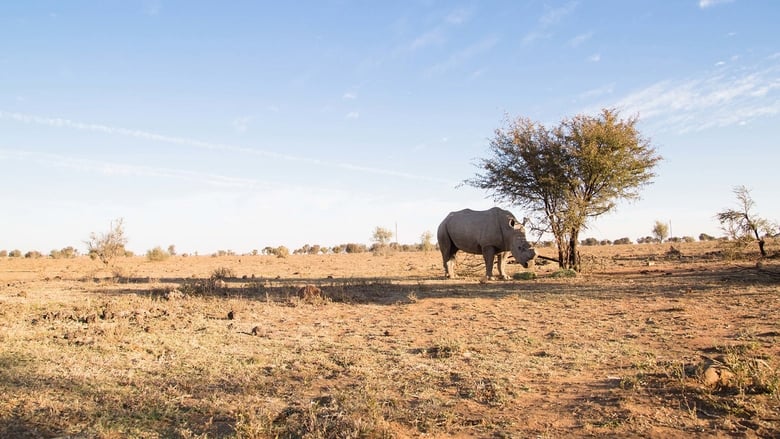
left=508, top=218, right=536, bottom=269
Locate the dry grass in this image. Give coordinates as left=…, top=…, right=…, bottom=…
left=1, top=242, right=779, bottom=438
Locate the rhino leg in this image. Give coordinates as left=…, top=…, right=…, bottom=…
left=496, top=252, right=510, bottom=280
left=444, top=257, right=457, bottom=278
left=482, top=247, right=497, bottom=280
left=440, top=243, right=458, bottom=278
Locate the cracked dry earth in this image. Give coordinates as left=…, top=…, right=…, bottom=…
left=0, top=242, right=779, bottom=438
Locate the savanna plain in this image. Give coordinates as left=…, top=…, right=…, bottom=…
left=1, top=241, right=779, bottom=438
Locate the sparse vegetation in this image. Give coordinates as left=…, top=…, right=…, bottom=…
left=85, top=218, right=128, bottom=267
left=419, top=230, right=435, bottom=252
left=1, top=240, right=778, bottom=438
left=145, top=246, right=171, bottom=261
left=716, top=185, right=777, bottom=257
left=652, top=220, right=669, bottom=243
left=49, top=246, right=78, bottom=259
left=468, top=108, right=661, bottom=271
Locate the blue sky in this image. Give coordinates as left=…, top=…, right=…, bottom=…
left=1, top=0, right=778, bottom=254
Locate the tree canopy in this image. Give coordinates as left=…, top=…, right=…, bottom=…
left=468, top=109, right=661, bottom=270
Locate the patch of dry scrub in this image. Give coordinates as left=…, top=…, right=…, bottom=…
left=0, top=243, right=778, bottom=437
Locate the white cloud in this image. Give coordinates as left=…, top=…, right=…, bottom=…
left=539, top=1, right=579, bottom=27
left=142, top=0, right=162, bottom=16
left=698, top=0, right=735, bottom=9
left=0, top=111, right=455, bottom=184
left=445, top=8, right=471, bottom=25
left=345, top=111, right=360, bottom=119
left=522, top=2, right=578, bottom=46
left=578, top=84, right=615, bottom=100
left=231, top=116, right=253, bottom=133
left=409, top=28, right=446, bottom=51
left=608, top=58, right=780, bottom=132
left=588, top=53, right=601, bottom=62
left=342, top=92, right=357, bottom=100
left=425, top=36, right=499, bottom=76
left=569, top=31, right=593, bottom=48
left=1, top=149, right=259, bottom=189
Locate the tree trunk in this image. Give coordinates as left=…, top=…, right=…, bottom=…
left=567, top=228, right=581, bottom=271
left=556, top=242, right=566, bottom=269
left=752, top=228, right=767, bottom=257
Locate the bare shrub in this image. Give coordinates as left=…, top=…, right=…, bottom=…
left=146, top=246, right=170, bottom=262
left=85, top=218, right=128, bottom=267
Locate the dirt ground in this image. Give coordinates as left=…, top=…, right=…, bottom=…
left=0, top=241, right=778, bottom=438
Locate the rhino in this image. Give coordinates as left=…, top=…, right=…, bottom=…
left=437, top=207, right=536, bottom=280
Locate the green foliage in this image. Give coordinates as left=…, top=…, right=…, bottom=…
left=513, top=271, right=536, bottom=280
left=550, top=269, right=577, bottom=278
left=344, top=243, right=367, bottom=254
left=50, top=246, right=77, bottom=259
left=468, top=108, right=661, bottom=271
left=652, top=220, right=669, bottom=243
left=85, top=218, right=128, bottom=267
left=371, top=227, right=394, bottom=247
left=146, top=246, right=170, bottom=262
left=581, top=237, right=599, bottom=246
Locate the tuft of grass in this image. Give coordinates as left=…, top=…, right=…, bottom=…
left=550, top=268, right=577, bottom=278
left=513, top=271, right=536, bottom=280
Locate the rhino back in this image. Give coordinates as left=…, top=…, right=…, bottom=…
left=441, top=208, right=508, bottom=254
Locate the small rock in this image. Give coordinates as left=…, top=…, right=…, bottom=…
left=702, top=365, right=735, bottom=387
left=227, top=310, right=235, bottom=320
left=163, top=289, right=185, bottom=300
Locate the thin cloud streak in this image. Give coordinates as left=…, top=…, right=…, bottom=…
left=0, top=111, right=454, bottom=184
left=1, top=148, right=261, bottom=189
left=605, top=57, right=780, bottom=133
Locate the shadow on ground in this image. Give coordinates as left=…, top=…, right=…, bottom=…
left=97, top=263, right=780, bottom=305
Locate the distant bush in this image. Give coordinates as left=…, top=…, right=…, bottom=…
left=637, top=236, right=660, bottom=244
left=682, top=236, right=696, bottom=243
left=146, top=246, right=171, bottom=262
left=24, top=251, right=43, bottom=259
left=0, top=250, right=7, bottom=257
left=699, top=233, right=717, bottom=241
left=613, top=237, right=632, bottom=245
left=345, top=243, right=367, bottom=254
left=600, top=239, right=612, bottom=246
left=294, top=244, right=323, bottom=255
left=9, top=249, right=22, bottom=258
left=50, top=246, right=78, bottom=259
left=262, top=246, right=289, bottom=258
left=211, top=266, right=235, bottom=280
left=581, top=237, right=599, bottom=246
